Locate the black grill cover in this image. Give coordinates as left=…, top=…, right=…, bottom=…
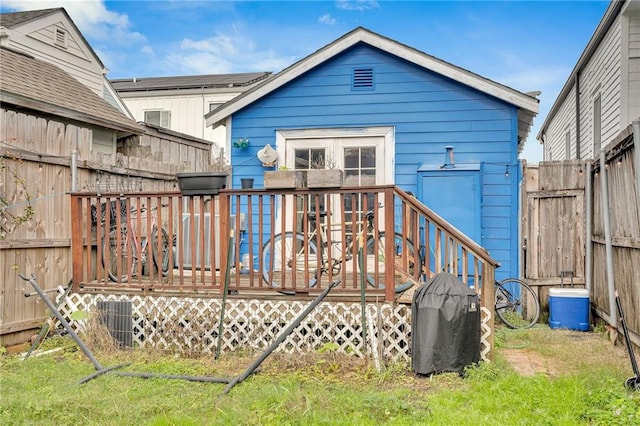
left=411, top=273, right=481, bottom=376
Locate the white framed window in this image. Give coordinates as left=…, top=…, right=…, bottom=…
left=275, top=126, right=395, bottom=234
left=564, top=128, right=571, bottom=159
left=144, top=110, right=171, bottom=128
left=209, top=102, right=222, bottom=112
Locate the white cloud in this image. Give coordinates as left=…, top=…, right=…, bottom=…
left=336, top=0, right=379, bottom=12
left=319, top=14, right=336, bottom=25
left=141, top=45, right=155, bottom=57
left=2, top=0, right=146, bottom=45
left=167, top=31, right=293, bottom=74
left=497, top=66, right=571, bottom=95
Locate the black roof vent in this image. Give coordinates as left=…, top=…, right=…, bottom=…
left=352, top=68, right=374, bottom=90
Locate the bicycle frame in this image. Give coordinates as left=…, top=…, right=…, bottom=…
left=300, top=212, right=374, bottom=274
left=102, top=199, right=168, bottom=282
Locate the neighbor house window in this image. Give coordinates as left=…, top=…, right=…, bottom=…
left=565, top=128, right=571, bottom=159
left=144, top=110, right=171, bottom=128
left=593, top=94, right=601, bottom=154
left=209, top=103, right=222, bottom=112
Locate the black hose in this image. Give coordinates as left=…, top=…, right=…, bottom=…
left=222, top=280, right=340, bottom=395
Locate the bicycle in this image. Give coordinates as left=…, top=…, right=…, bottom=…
left=261, top=210, right=418, bottom=294
left=494, top=277, right=540, bottom=329
left=99, top=200, right=171, bottom=283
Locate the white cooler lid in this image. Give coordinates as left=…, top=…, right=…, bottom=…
left=549, top=287, right=589, bottom=298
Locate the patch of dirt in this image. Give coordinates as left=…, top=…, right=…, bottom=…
left=499, top=327, right=635, bottom=378
left=502, top=348, right=559, bottom=377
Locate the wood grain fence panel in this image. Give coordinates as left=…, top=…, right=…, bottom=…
left=1, top=107, right=213, bottom=346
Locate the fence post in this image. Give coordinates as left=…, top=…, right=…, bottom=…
left=219, top=192, right=230, bottom=295
left=384, top=187, right=395, bottom=302
left=70, top=194, right=83, bottom=291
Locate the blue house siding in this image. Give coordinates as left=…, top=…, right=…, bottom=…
left=229, top=44, right=522, bottom=279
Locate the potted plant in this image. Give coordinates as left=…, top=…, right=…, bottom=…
left=176, top=150, right=230, bottom=195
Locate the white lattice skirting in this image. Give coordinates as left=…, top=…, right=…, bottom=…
left=58, top=291, right=492, bottom=362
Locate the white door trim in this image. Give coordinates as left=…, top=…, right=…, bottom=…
left=275, top=126, right=395, bottom=183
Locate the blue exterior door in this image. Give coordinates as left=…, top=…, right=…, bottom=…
left=419, top=170, right=482, bottom=243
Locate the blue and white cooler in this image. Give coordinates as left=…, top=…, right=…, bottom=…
left=548, top=287, right=590, bottom=331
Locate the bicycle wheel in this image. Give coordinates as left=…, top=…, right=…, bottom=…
left=363, top=232, right=420, bottom=294
left=495, top=278, right=540, bottom=329
left=103, top=227, right=138, bottom=283
left=150, top=227, right=171, bottom=277
left=261, top=232, right=319, bottom=291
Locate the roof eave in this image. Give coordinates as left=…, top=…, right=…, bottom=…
left=1, top=92, right=144, bottom=135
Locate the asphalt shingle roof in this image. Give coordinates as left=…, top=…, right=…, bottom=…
left=0, top=8, right=61, bottom=28
left=0, top=47, right=142, bottom=134
left=111, top=72, right=272, bottom=92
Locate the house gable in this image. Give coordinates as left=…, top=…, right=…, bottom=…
left=1, top=8, right=104, bottom=96
left=25, top=19, right=93, bottom=64
left=0, top=7, right=133, bottom=120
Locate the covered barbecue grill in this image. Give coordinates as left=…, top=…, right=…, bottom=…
left=411, top=273, right=481, bottom=376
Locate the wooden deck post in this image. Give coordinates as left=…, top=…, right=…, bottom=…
left=70, top=195, right=83, bottom=291
left=384, top=187, right=395, bottom=302
left=219, top=192, right=230, bottom=295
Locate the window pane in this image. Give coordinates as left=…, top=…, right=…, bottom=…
left=295, top=149, right=325, bottom=170
left=361, top=170, right=375, bottom=185
left=144, top=111, right=160, bottom=125
left=361, top=147, right=375, bottom=167
left=294, top=149, right=309, bottom=169
left=309, top=150, right=325, bottom=169
left=344, top=170, right=360, bottom=186
left=160, top=111, right=170, bottom=128
left=344, top=148, right=359, bottom=168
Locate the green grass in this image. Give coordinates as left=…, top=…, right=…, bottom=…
left=1, top=328, right=639, bottom=425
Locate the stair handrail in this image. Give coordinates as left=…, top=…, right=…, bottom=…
left=393, top=186, right=499, bottom=268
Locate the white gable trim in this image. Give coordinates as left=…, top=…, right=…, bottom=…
left=11, top=10, right=103, bottom=69
left=206, top=28, right=538, bottom=128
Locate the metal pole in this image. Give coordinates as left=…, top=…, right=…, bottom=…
left=222, top=280, right=340, bottom=395
left=585, top=162, right=593, bottom=294
left=599, top=150, right=616, bottom=325
left=358, top=244, right=367, bottom=352
left=215, top=232, right=234, bottom=360
left=113, top=371, right=231, bottom=383
left=71, top=149, right=78, bottom=192
left=18, top=273, right=104, bottom=370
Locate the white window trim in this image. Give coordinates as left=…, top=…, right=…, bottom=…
left=275, top=126, right=395, bottom=184
left=144, top=109, right=171, bottom=128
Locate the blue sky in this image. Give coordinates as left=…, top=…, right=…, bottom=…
left=1, top=1, right=611, bottom=162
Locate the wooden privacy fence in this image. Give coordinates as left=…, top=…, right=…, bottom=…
left=522, top=160, right=587, bottom=308
left=522, top=122, right=640, bottom=346
left=591, top=124, right=640, bottom=345
left=1, top=108, right=213, bottom=346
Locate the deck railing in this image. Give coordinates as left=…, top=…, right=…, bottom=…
left=70, top=186, right=497, bottom=310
